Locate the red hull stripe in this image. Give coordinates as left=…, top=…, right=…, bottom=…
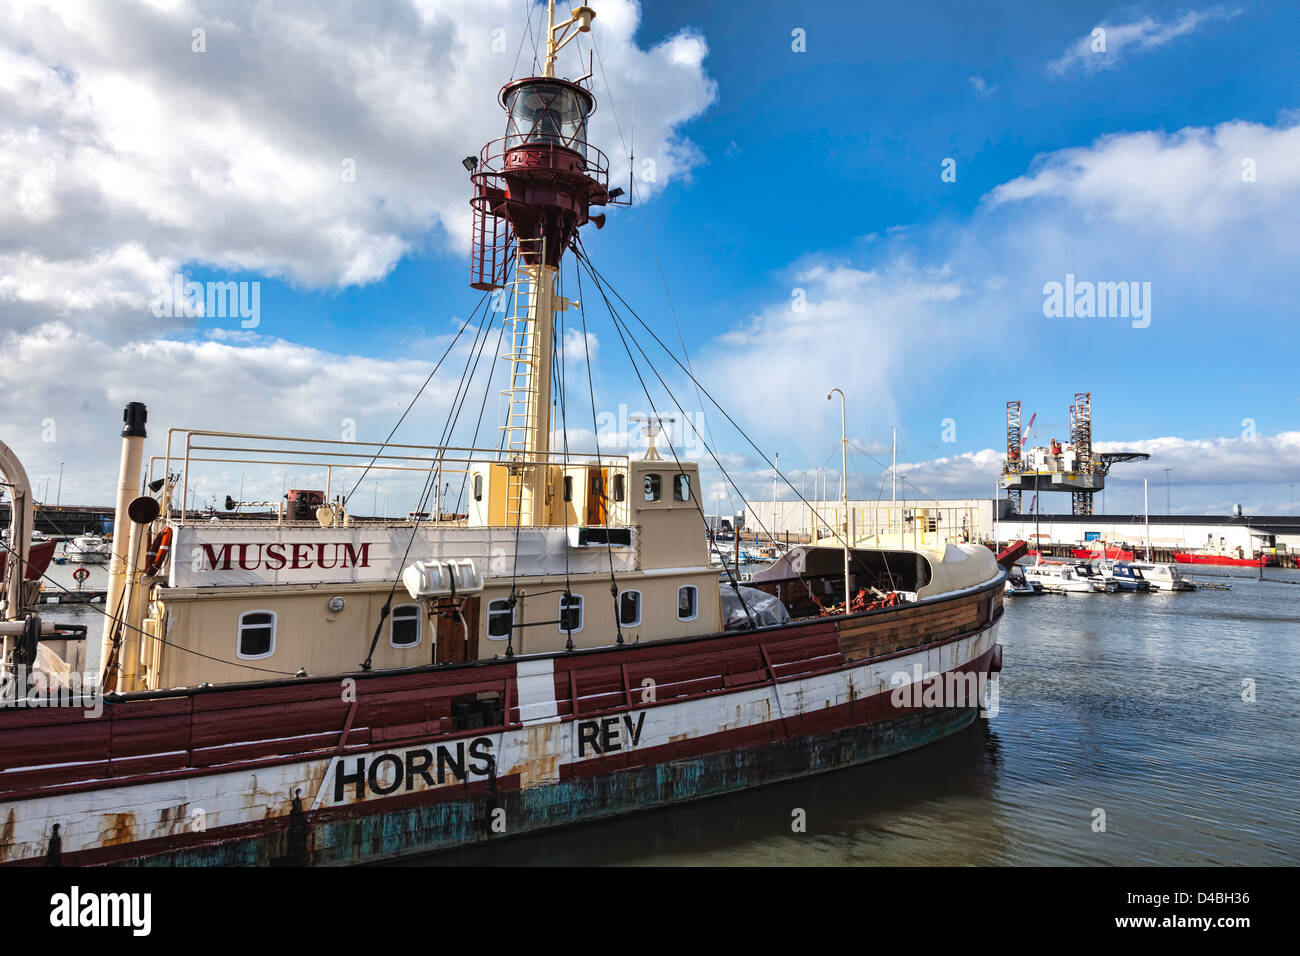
left=0, top=606, right=999, bottom=803
left=17, top=644, right=997, bottom=867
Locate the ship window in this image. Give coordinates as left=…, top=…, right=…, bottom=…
left=487, top=599, right=513, bottom=640
left=473, top=473, right=483, bottom=501
left=613, top=474, right=625, bottom=501
left=563, top=475, right=573, bottom=502
left=390, top=604, right=421, bottom=648
left=559, top=593, right=583, bottom=634
left=619, top=590, right=642, bottom=627
left=644, top=474, right=662, bottom=502
left=676, top=586, right=698, bottom=621
left=237, top=610, right=275, bottom=659
left=674, top=473, right=691, bottom=502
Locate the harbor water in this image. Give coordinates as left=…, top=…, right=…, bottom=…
left=406, top=565, right=1300, bottom=866
left=37, top=560, right=1298, bottom=865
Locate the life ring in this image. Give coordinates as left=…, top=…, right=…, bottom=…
left=145, top=527, right=172, bottom=576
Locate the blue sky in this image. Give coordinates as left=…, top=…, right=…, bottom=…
left=2, top=0, right=1297, bottom=514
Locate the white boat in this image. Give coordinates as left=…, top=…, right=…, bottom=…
left=1090, top=559, right=1152, bottom=592
left=64, top=533, right=111, bottom=564
left=1129, top=561, right=1195, bottom=591
left=1023, top=562, right=1105, bottom=593
left=1005, top=564, right=1045, bottom=596
left=1071, top=562, right=1119, bottom=592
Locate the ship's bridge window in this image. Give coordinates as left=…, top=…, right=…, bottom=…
left=612, top=474, right=625, bottom=501
left=619, top=590, right=642, bottom=627
left=674, top=473, right=691, bottom=502
left=390, top=604, right=421, bottom=648
left=644, top=474, right=662, bottom=502
left=473, top=473, right=483, bottom=501
left=487, top=599, right=513, bottom=640
left=559, top=593, right=583, bottom=634
left=237, top=610, right=276, bottom=660
left=676, top=586, right=698, bottom=621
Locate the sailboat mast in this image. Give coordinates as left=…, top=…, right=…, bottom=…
left=1144, top=477, right=1151, bottom=560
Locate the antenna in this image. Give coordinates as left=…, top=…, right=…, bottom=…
left=628, top=413, right=676, bottom=461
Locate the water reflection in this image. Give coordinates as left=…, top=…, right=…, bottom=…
left=402, top=567, right=1300, bottom=866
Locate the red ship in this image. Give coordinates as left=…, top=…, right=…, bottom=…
left=1070, top=545, right=1135, bottom=561
left=0, top=2, right=1005, bottom=867
left=1172, top=550, right=1275, bottom=567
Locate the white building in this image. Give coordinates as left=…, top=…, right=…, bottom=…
left=743, top=497, right=996, bottom=545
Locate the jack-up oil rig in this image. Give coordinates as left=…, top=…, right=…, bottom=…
left=1002, top=393, right=1149, bottom=515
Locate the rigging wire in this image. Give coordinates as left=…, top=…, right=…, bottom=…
left=574, top=245, right=754, bottom=626
left=572, top=258, right=624, bottom=644
left=360, top=278, right=501, bottom=670
left=0, top=538, right=300, bottom=678
left=587, top=31, right=739, bottom=522
left=577, top=250, right=848, bottom=549
left=342, top=288, right=492, bottom=511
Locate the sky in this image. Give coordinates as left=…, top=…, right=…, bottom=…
left=1, top=0, right=1297, bottom=520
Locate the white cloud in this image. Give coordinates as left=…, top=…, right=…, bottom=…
left=1048, top=6, right=1241, bottom=76
left=0, top=0, right=716, bottom=329
left=683, top=116, right=1300, bottom=510
left=968, top=75, right=996, bottom=97
left=0, top=322, right=497, bottom=510
left=987, top=119, right=1300, bottom=235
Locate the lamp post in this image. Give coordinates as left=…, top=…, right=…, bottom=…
left=827, top=389, right=850, bottom=609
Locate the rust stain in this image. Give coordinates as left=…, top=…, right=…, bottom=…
left=152, top=803, right=190, bottom=838
left=99, top=812, right=136, bottom=847
left=0, top=808, right=14, bottom=862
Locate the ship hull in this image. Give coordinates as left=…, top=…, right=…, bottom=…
left=0, top=580, right=1002, bottom=867
left=1172, top=552, right=1274, bottom=567
left=1070, top=547, right=1135, bottom=560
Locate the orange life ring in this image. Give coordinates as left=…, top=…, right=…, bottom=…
left=145, top=527, right=172, bottom=576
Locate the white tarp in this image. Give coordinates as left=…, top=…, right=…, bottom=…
left=168, top=524, right=637, bottom=588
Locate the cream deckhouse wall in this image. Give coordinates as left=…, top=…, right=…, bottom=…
left=147, top=460, right=716, bottom=688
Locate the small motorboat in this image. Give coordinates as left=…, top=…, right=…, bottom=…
left=65, top=533, right=112, bottom=564
left=1071, top=562, right=1118, bottom=592
left=1090, top=559, right=1152, bottom=592
left=1024, top=561, right=1106, bottom=593
left=1004, top=564, right=1044, bottom=596
left=1129, top=561, right=1195, bottom=591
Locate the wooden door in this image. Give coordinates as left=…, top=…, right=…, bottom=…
left=435, top=597, right=480, bottom=664
left=585, top=467, right=607, bottom=525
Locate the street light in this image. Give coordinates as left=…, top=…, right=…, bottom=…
left=827, top=388, right=850, bottom=610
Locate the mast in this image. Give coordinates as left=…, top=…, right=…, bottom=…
left=1144, top=478, right=1151, bottom=560
left=891, top=426, right=897, bottom=512
left=468, top=3, right=615, bottom=527
left=829, top=390, right=850, bottom=606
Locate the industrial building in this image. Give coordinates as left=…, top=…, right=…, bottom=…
left=741, top=496, right=1299, bottom=559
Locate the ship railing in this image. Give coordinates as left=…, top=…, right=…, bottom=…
left=474, top=134, right=614, bottom=191
left=153, top=428, right=628, bottom=526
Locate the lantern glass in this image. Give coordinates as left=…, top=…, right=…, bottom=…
left=504, top=82, right=589, bottom=158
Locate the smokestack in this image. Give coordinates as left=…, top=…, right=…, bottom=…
left=101, top=403, right=147, bottom=688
